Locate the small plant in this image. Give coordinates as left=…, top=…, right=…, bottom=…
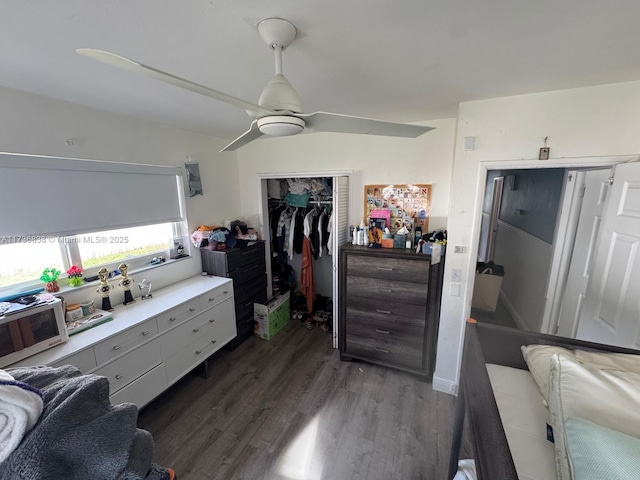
left=40, top=268, right=61, bottom=283
left=66, top=265, right=83, bottom=287
left=40, top=267, right=61, bottom=292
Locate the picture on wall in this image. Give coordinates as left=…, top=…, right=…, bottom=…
left=364, top=184, right=431, bottom=233
left=185, top=162, right=203, bottom=197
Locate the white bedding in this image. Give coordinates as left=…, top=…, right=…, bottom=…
left=486, top=363, right=557, bottom=480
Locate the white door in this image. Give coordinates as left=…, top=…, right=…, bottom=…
left=556, top=169, right=611, bottom=337
left=332, top=176, right=349, bottom=348
left=577, top=162, right=640, bottom=347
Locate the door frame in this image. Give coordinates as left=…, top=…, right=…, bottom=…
left=470, top=156, right=632, bottom=334
left=257, top=169, right=353, bottom=348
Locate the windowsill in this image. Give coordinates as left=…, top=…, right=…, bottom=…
left=2, top=255, right=192, bottom=300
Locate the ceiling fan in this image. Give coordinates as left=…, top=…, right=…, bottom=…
left=77, top=17, right=434, bottom=152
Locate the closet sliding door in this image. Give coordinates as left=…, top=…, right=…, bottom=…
left=332, top=176, right=349, bottom=348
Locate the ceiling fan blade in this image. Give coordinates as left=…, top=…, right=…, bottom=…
left=220, top=120, right=264, bottom=152
left=298, top=111, right=434, bottom=138
left=76, top=48, right=276, bottom=119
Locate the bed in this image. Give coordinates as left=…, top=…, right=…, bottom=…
left=448, top=319, right=640, bottom=480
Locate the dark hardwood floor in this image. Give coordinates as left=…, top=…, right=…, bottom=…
left=138, top=319, right=460, bottom=480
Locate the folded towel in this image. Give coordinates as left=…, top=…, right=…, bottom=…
left=0, top=368, right=44, bottom=463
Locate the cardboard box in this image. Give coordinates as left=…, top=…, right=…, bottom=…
left=254, top=291, right=290, bottom=340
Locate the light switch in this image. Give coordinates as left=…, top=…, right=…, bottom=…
left=464, top=136, right=476, bottom=151
left=450, top=282, right=461, bottom=297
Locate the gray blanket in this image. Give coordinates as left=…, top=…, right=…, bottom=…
left=2, top=366, right=171, bottom=480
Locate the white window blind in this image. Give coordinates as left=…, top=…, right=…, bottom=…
left=0, top=153, right=183, bottom=238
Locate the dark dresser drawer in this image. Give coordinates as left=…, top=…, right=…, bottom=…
left=236, top=289, right=268, bottom=322
left=345, top=296, right=426, bottom=327
left=234, top=274, right=267, bottom=307
left=226, top=242, right=266, bottom=272
left=345, top=275, right=428, bottom=306
left=345, top=330, right=424, bottom=370
left=229, top=258, right=266, bottom=286
left=346, top=254, right=430, bottom=283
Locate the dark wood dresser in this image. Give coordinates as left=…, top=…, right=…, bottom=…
left=339, top=244, right=444, bottom=380
left=200, top=241, right=268, bottom=349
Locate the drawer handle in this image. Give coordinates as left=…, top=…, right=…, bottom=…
left=113, top=345, right=121, bottom=351
left=223, top=290, right=229, bottom=294
left=376, top=309, right=392, bottom=315
left=377, top=267, right=394, bottom=271
left=209, top=319, right=215, bottom=323
left=189, top=308, right=196, bottom=312
left=169, top=317, right=177, bottom=322
left=241, top=250, right=253, bottom=255
left=211, top=340, right=217, bottom=345
left=378, top=288, right=393, bottom=293
left=141, top=331, right=149, bottom=336
left=375, top=347, right=390, bottom=353
left=375, top=328, right=391, bottom=335
left=193, top=328, right=199, bottom=333
left=209, top=297, right=215, bottom=302
left=115, top=374, right=123, bottom=380
left=195, top=350, right=202, bottom=355
left=244, top=301, right=253, bottom=307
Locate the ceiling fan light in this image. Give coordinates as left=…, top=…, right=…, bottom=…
left=257, top=116, right=305, bottom=136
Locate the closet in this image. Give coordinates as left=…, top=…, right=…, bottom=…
left=259, top=173, right=350, bottom=348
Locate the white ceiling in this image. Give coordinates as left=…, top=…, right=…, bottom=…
left=3, top=1, right=640, bottom=141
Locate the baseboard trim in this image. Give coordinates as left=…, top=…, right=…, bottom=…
left=499, top=290, right=528, bottom=331
left=433, top=376, right=458, bottom=396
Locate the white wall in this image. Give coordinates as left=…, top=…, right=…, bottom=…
left=434, top=80, right=640, bottom=394
left=235, top=118, right=456, bottom=231
left=0, top=86, right=238, bottom=306
left=494, top=221, right=552, bottom=331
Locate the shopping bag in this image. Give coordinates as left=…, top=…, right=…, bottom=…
left=471, top=262, right=505, bottom=312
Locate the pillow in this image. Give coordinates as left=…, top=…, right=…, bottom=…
left=565, top=417, right=640, bottom=480
left=521, top=344, right=575, bottom=403
left=574, top=349, right=640, bottom=374
left=548, top=354, right=640, bottom=480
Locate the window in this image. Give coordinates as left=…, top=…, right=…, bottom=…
left=0, top=154, right=188, bottom=297
left=0, top=242, right=65, bottom=289
left=0, top=221, right=187, bottom=295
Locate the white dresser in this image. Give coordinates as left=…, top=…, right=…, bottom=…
left=10, top=275, right=236, bottom=408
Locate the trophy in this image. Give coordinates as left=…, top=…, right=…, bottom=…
left=138, top=279, right=152, bottom=300
left=97, top=267, right=114, bottom=311
left=118, top=263, right=135, bottom=305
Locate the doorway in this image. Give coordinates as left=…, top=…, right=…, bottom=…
left=472, top=166, right=613, bottom=336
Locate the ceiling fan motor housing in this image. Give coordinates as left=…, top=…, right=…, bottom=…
left=258, top=74, right=303, bottom=113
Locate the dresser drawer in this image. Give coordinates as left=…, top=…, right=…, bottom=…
left=199, top=284, right=233, bottom=311
left=229, top=258, right=266, bottom=287
left=159, top=297, right=234, bottom=359
left=164, top=317, right=236, bottom=385
left=345, top=296, right=426, bottom=327
left=345, top=323, right=424, bottom=370
left=346, top=275, right=428, bottom=306
left=156, top=298, right=200, bottom=333
left=109, top=363, right=167, bottom=408
left=95, top=338, right=162, bottom=394
left=236, top=289, right=268, bottom=323
left=226, top=242, right=265, bottom=272
left=94, top=318, right=158, bottom=365
left=347, top=255, right=430, bottom=283
left=51, top=347, right=97, bottom=372
left=234, top=273, right=268, bottom=306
